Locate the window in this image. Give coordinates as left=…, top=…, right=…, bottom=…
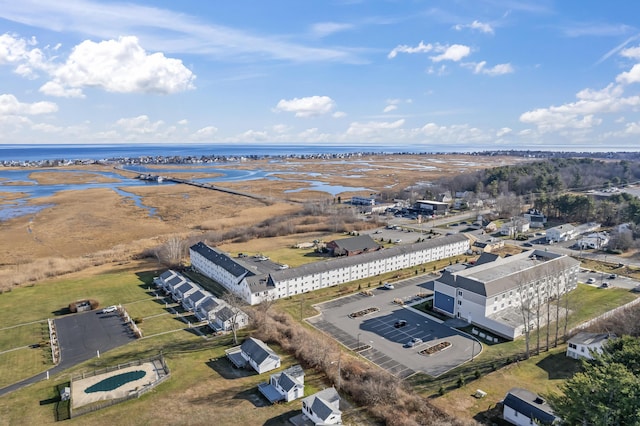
left=458, top=300, right=462, bottom=305
left=458, top=290, right=463, bottom=296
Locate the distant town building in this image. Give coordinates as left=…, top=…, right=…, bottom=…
left=414, top=199, right=449, bottom=216
left=546, top=224, right=577, bottom=243
left=523, top=209, right=547, bottom=228
left=566, top=332, right=616, bottom=360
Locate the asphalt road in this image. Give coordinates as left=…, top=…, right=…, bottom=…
left=0, top=310, right=136, bottom=397
left=308, top=276, right=479, bottom=378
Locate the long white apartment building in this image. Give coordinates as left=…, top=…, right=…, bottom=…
left=433, top=250, right=580, bottom=340
left=190, top=234, right=470, bottom=305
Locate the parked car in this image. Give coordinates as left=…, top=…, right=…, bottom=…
left=601, top=282, right=610, bottom=288
left=394, top=320, right=407, bottom=328
left=587, top=278, right=596, bottom=284
left=523, top=242, right=533, bottom=247
left=405, top=337, right=423, bottom=348
left=393, top=239, right=402, bottom=244
left=609, top=274, right=617, bottom=279
left=102, top=305, right=118, bottom=314
left=383, top=282, right=395, bottom=290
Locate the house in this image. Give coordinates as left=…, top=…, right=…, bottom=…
left=258, top=364, right=305, bottom=403
left=433, top=250, right=580, bottom=340
left=225, top=337, right=281, bottom=374
left=575, top=232, right=609, bottom=250
left=415, top=199, right=449, bottom=215
left=566, top=332, right=616, bottom=360
left=325, top=235, right=381, bottom=257
left=154, top=269, right=179, bottom=289
left=182, top=288, right=214, bottom=312
left=502, top=388, right=559, bottom=425
left=172, top=280, right=200, bottom=303
left=190, top=234, right=469, bottom=305
left=213, top=305, right=249, bottom=332
left=546, top=224, right=577, bottom=243
left=157, top=272, right=187, bottom=295
left=524, top=209, right=547, bottom=228
left=194, top=296, right=221, bottom=322
left=500, top=220, right=530, bottom=237
left=302, top=387, right=342, bottom=425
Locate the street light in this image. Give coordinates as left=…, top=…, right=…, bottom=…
left=356, top=333, right=361, bottom=351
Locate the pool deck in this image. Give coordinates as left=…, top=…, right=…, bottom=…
left=71, top=362, right=159, bottom=409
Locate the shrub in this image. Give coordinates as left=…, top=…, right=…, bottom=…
left=438, top=385, right=446, bottom=396
left=457, top=374, right=465, bottom=387
left=133, top=317, right=143, bottom=324
left=474, top=369, right=481, bottom=379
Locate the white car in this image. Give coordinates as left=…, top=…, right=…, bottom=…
left=587, top=278, right=596, bottom=284
left=102, top=305, right=118, bottom=314
left=393, top=239, right=402, bottom=244
left=383, top=283, right=395, bottom=290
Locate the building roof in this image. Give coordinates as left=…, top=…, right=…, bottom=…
left=416, top=199, right=449, bottom=206
left=548, top=223, right=576, bottom=234
left=503, top=388, right=557, bottom=425
left=241, top=337, right=279, bottom=366
left=159, top=269, right=177, bottom=280
left=190, top=242, right=255, bottom=280
left=328, top=234, right=380, bottom=253
left=198, top=296, right=220, bottom=313
left=568, top=332, right=616, bottom=346
left=303, top=387, right=341, bottom=422
left=276, top=371, right=302, bottom=392
left=199, top=234, right=469, bottom=295
left=174, top=280, right=199, bottom=295
left=216, top=306, right=238, bottom=323
left=185, top=289, right=211, bottom=305
left=438, top=249, right=579, bottom=297
left=165, top=274, right=186, bottom=288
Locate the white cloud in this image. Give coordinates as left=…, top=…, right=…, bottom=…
left=274, top=96, right=336, bottom=117
left=43, top=36, right=195, bottom=96
left=115, top=115, right=165, bottom=134
left=388, top=41, right=434, bottom=59
left=0, top=94, right=58, bottom=115
left=616, top=64, right=640, bottom=85
left=32, top=122, right=63, bottom=133
left=332, top=111, right=347, bottom=118
left=39, top=81, right=85, bottom=98
left=430, top=44, right=471, bottom=62
left=519, top=83, right=640, bottom=133
left=496, top=127, right=512, bottom=137
left=453, top=20, right=494, bottom=34
left=190, top=126, right=218, bottom=140
left=0, top=0, right=358, bottom=64
left=468, top=61, right=514, bottom=76
left=177, top=119, right=189, bottom=125
left=621, top=45, right=640, bottom=59
left=311, top=22, right=353, bottom=38
left=271, top=124, right=290, bottom=133
left=0, top=33, right=48, bottom=78
left=383, top=105, right=397, bottom=113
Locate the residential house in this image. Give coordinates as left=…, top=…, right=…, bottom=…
left=576, top=232, right=609, bottom=250
left=302, top=387, right=342, bottom=425
left=524, top=209, right=547, bottom=228
left=546, top=224, right=577, bottom=243
left=195, top=296, right=222, bottom=322
left=433, top=250, right=579, bottom=340
left=258, top=364, right=305, bottom=403
left=325, top=235, right=381, bottom=257
left=502, top=388, right=559, bottom=425
left=566, top=332, right=616, bottom=360
left=500, top=220, right=530, bottom=237
left=213, top=305, right=249, bottom=332
left=225, top=337, right=281, bottom=374
left=172, top=280, right=200, bottom=303
left=182, top=288, right=214, bottom=312
left=157, top=272, right=187, bottom=295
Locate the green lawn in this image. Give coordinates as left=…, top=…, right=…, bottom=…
left=139, top=314, right=188, bottom=337
left=0, top=322, right=46, bottom=352
left=123, top=298, right=169, bottom=319
left=0, top=347, right=51, bottom=389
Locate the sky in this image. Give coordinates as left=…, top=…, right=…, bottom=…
left=1, top=0, right=640, bottom=151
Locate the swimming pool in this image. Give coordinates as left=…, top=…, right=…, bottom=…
left=84, top=370, right=147, bottom=393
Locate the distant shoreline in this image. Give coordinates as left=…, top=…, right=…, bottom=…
left=3, top=147, right=640, bottom=169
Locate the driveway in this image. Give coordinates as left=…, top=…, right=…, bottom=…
left=307, top=276, right=479, bottom=378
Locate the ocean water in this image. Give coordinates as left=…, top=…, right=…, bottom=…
left=0, top=143, right=459, bottom=163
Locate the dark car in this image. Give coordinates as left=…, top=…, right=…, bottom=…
left=394, top=320, right=407, bottom=328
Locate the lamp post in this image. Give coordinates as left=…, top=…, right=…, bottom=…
left=356, top=333, right=361, bottom=351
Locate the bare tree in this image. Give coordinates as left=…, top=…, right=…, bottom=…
left=516, top=273, right=535, bottom=359
left=222, top=291, right=246, bottom=345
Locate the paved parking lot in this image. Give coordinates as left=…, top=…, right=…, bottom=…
left=308, top=276, right=479, bottom=378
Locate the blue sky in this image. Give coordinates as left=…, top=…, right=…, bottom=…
left=1, top=0, right=640, bottom=150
